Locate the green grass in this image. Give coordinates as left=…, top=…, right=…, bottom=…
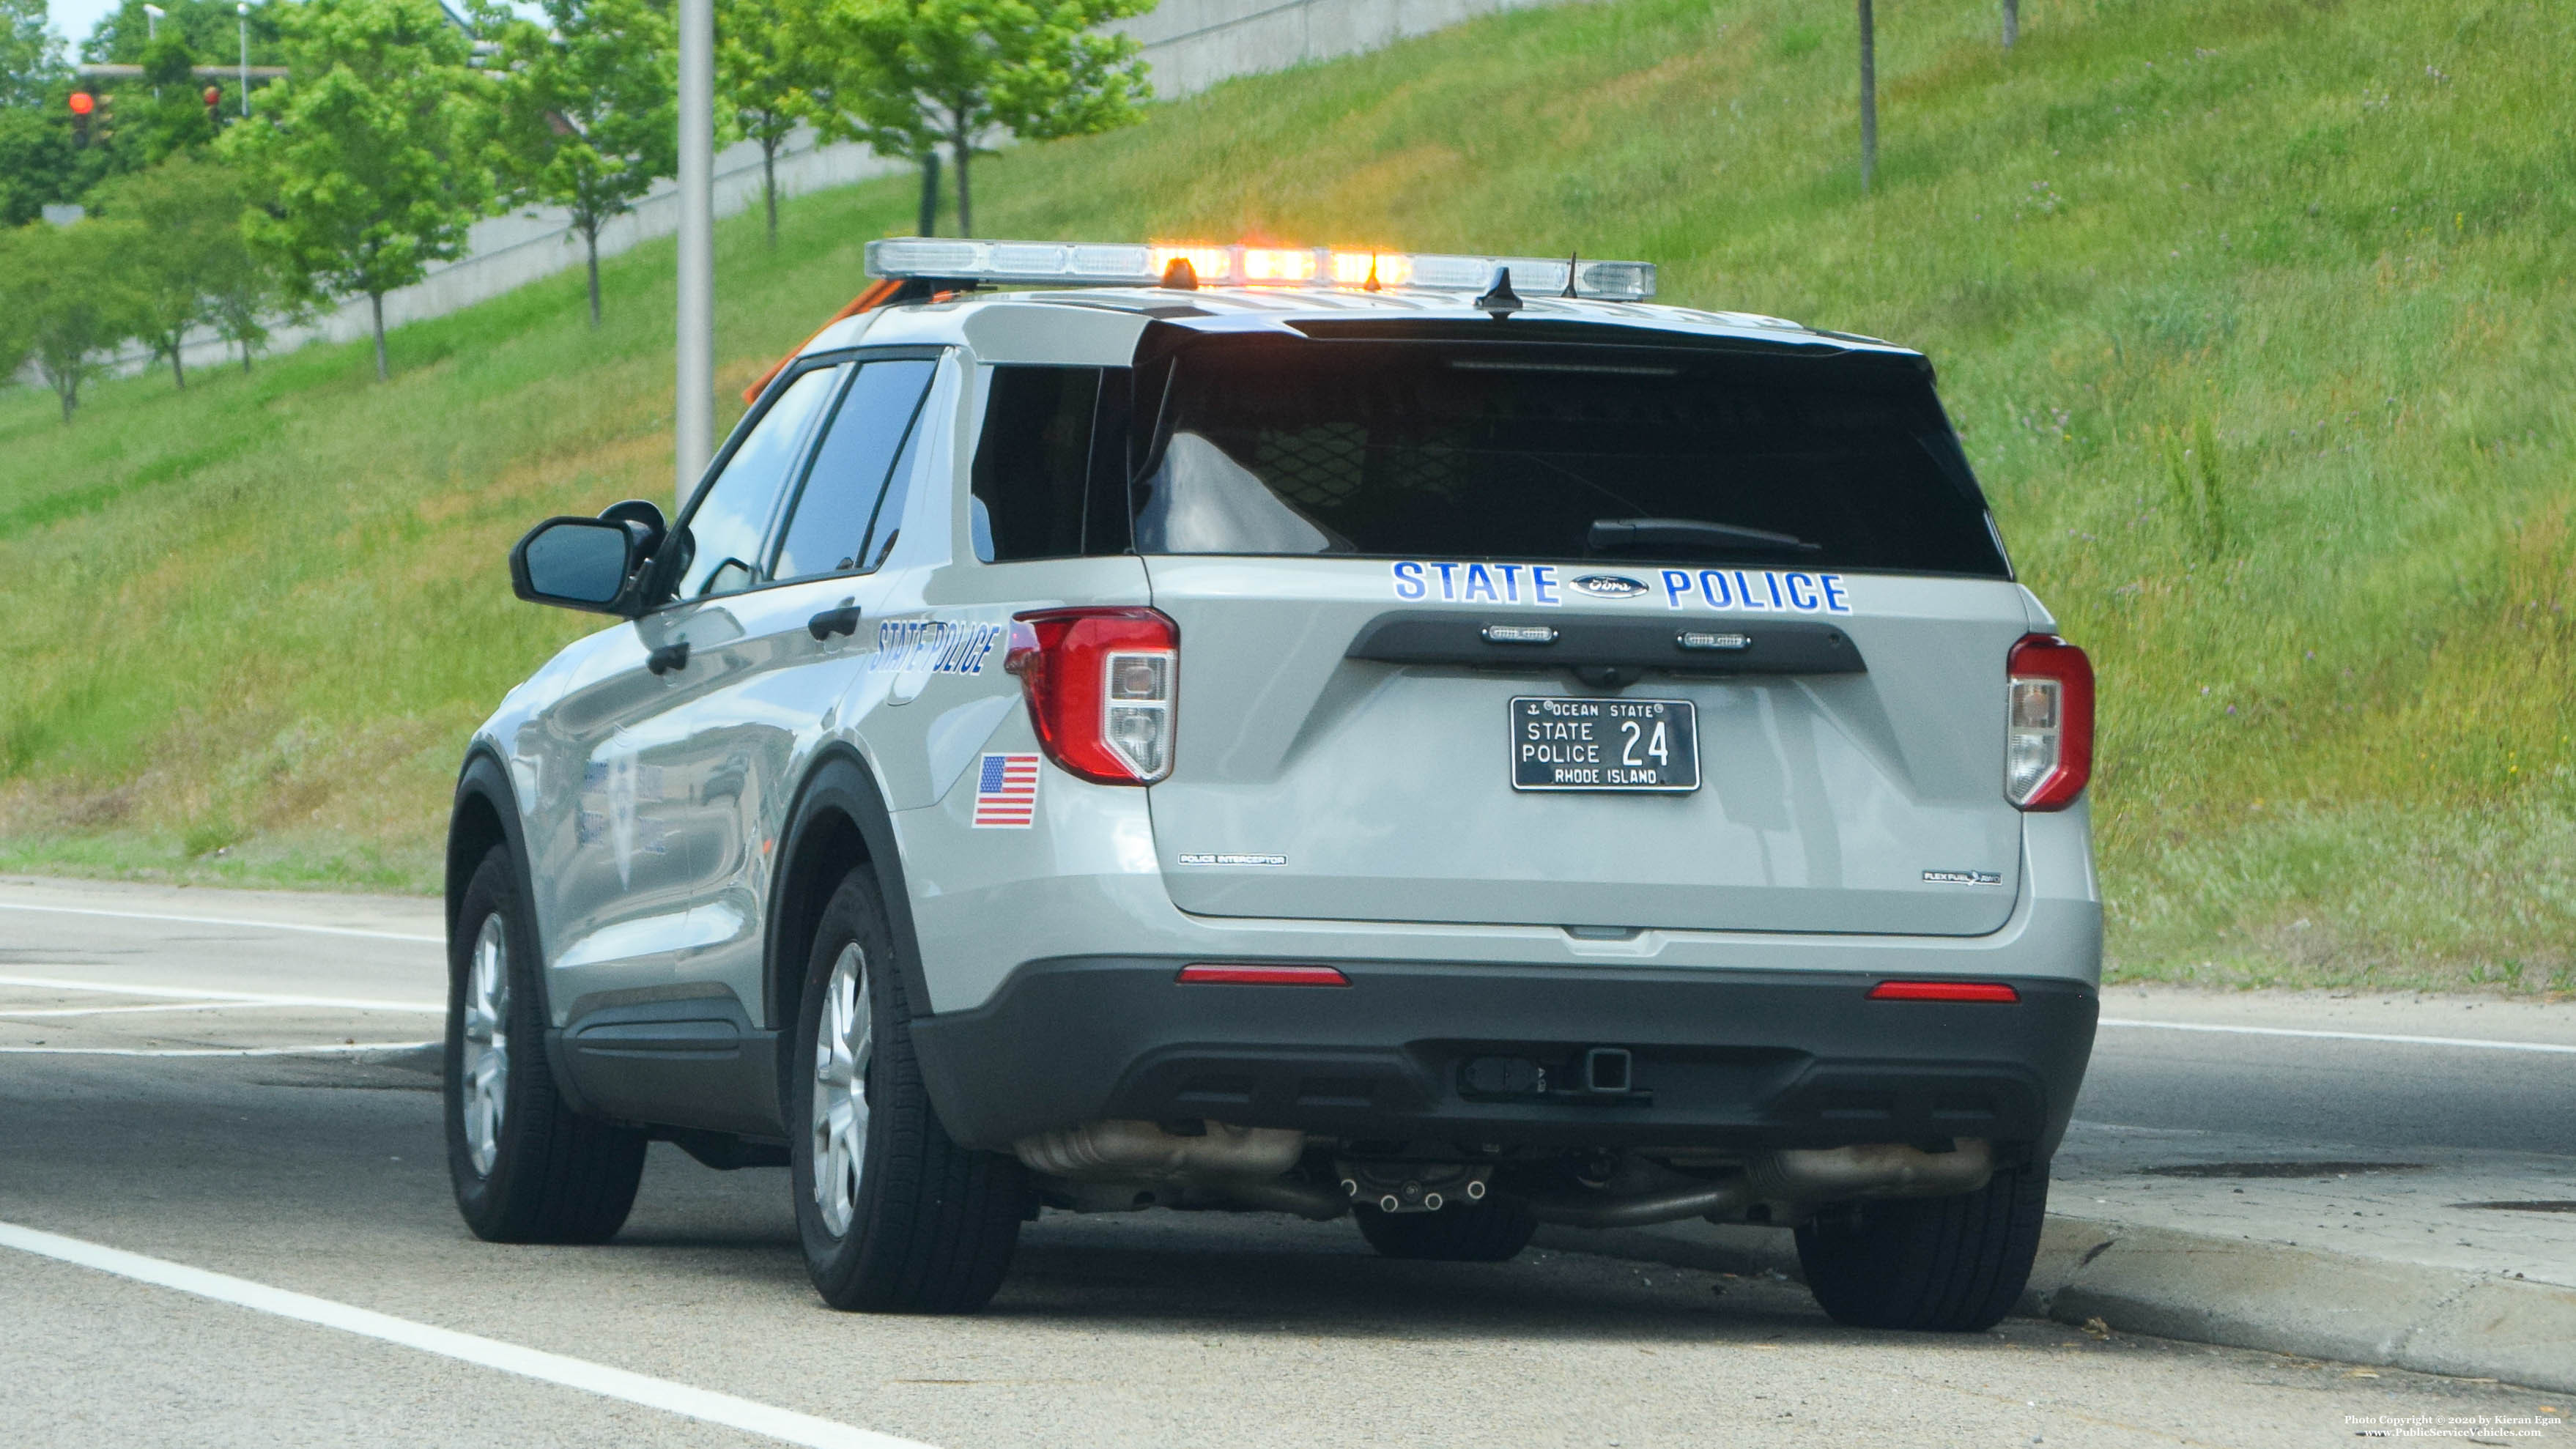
left=2, top=0, right=2570, bottom=993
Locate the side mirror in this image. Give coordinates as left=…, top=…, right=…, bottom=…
left=511, top=516, right=648, bottom=614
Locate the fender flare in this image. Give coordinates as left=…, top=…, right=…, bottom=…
left=765, top=746, right=937, bottom=1034
left=448, top=746, right=599, bottom=1118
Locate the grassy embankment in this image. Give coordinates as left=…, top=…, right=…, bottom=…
left=1, top=0, right=2569, bottom=992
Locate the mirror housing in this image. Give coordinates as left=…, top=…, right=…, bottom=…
left=509, top=500, right=666, bottom=615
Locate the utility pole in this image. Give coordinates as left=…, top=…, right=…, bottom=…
left=237, top=3, right=250, bottom=115
left=1857, top=0, right=1876, bottom=193
left=675, top=0, right=714, bottom=509
left=2002, top=0, right=2018, bottom=49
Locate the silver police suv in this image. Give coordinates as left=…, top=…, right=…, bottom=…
left=444, top=240, right=2101, bottom=1330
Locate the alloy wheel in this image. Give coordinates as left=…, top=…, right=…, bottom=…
left=810, top=942, right=873, bottom=1237
left=460, top=913, right=510, bottom=1177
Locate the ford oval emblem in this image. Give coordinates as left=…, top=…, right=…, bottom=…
left=1570, top=574, right=1649, bottom=598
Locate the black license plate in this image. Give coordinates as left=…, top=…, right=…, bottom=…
left=1510, top=697, right=1699, bottom=792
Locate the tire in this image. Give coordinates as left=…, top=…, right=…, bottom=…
left=1355, top=1198, right=1538, bottom=1262
left=445, top=845, right=648, bottom=1243
left=790, top=867, right=1026, bottom=1313
left=1794, top=1158, right=2050, bottom=1332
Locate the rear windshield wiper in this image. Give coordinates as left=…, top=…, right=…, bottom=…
left=1587, top=516, right=1821, bottom=555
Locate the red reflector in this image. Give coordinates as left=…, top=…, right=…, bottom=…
left=1175, top=964, right=1350, bottom=987
left=1868, top=979, right=2021, bottom=1004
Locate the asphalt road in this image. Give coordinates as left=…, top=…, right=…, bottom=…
left=1, top=878, right=2567, bottom=1448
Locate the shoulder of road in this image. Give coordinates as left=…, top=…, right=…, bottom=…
left=7, top=874, right=2568, bottom=1393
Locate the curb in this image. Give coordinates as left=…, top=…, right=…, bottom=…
left=1538, top=1215, right=2576, bottom=1393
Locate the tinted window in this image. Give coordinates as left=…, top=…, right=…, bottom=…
left=771, top=359, right=936, bottom=581
left=973, top=366, right=1102, bottom=563
left=1131, top=341, right=2008, bottom=577
left=862, top=396, right=928, bottom=572
left=673, top=364, right=841, bottom=599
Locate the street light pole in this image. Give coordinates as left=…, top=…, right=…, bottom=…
left=674, top=0, right=714, bottom=510
left=237, top=3, right=249, bottom=116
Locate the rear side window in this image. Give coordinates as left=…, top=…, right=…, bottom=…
left=1130, top=340, right=2008, bottom=577
left=771, top=358, right=935, bottom=581
left=970, top=366, right=1128, bottom=562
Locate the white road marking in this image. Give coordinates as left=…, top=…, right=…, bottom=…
left=2098, top=1018, right=2576, bottom=1055
left=0, top=1221, right=928, bottom=1449
left=0, top=975, right=444, bottom=1015
left=0, top=1001, right=302, bottom=1018
left=0, top=900, right=441, bottom=944
left=0, top=1041, right=439, bottom=1057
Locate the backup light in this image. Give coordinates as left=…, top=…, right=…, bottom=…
left=2005, top=634, right=2095, bottom=811
left=1006, top=607, right=1178, bottom=785
left=863, top=237, right=1656, bottom=300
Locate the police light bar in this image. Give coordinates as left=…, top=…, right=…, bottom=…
left=862, top=237, right=1656, bottom=301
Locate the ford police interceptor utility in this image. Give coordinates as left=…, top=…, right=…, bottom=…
left=445, top=238, right=2101, bottom=1330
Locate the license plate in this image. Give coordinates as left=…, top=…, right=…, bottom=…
left=1510, top=697, right=1699, bottom=792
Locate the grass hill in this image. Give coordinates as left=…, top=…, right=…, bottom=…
left=1, top=0, right=2569, bottom=993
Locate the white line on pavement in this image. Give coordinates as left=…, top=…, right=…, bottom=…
left=0, top=1001, right=300, bottom=1018
left=0, top=1041, right=440, bottom=1057
left=0, top=900, right=442, bottom=944
left=0, top=975, right=445, bottom=1015
left=0, top=1220, right=929, bottom=1449
left=2098, top=1018, right=2576, bottom=1055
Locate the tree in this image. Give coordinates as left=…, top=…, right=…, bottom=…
left=795, top=0, right=1152, bottom=238
left=0, top=103, right=83, bottom=226
left=1, top=0, right=67, bottom=107
left=477, top=0, right=676, bottom=326
left=88, top=154, right=267, bottom=388
left=129, top=32, right=222, bottom=164
left=218, top=0, right=489, bottom=381
left=82, top=0, right=284, bottom=67
left=717, top=0, right=819, bottom=248
left=9, top=218, right=147, bottom=422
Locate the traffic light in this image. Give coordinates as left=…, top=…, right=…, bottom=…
left=67, top=89, right=93, bottom=147
left=204, top=84, right=222, bottom=126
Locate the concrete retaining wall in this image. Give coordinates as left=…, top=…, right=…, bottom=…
left=101, top=0, right=1583, bottom=380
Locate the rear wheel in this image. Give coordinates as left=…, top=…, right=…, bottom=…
left=444, top=845, right=647, bottom=1243
left=1794, top=1158, right=2049, bottom=1331
left=1354, top=1198, right=1538, bottom=1262
left=789, top=867, right=1026, bottom=1313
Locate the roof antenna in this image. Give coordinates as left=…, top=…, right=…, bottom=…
left=1474, top=265, right=1523, bottom=319
left=1160, top=256, right=1199, bottom=290
left=1561, top=251, right=1580, bottom=299
left=1363, top=253, right=1382, bottom=292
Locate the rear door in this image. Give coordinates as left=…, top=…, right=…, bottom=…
left=1134, top=332, right=2030, bottom=936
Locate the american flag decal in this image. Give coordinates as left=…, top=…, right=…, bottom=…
left=971, top=753, right=1040, bottom=828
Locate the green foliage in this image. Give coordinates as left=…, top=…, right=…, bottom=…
left=124, top=32, right=223, bottom=164
left=2158, top=415, right=2228, bottom=563
left=0, top=103, right=83, bottom=226
left=4, top=217, right=147, bottom=421
left=792, top=0, right=1152, bottom=234
left=477, top=0, right=677, bottom=326
left=218, top=0, right=489, bottom=379
left=0, top=0, right=2569, bottom=994
left=87, top=155, right=272, bottom=387
left=81, top=0, right=285, bottom=67
left=0, top=0, right=66, bottom=108
left=717, top=0, right=823, bottom=245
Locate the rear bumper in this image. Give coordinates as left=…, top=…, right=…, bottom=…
left=911, top=958, right=2098, bottom=1157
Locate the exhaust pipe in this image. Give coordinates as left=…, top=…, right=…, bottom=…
left=1518, top=1179, right=1752, bottom=1229
left=1014, top=1119, right=1304, bottom=1180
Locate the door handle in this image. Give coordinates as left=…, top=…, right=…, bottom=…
left=807, top=604, right=862, bottom=642
left=647, top=640, right=690, bottom=675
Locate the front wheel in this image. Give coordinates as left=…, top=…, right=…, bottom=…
left=444, top=845, right=647, bottom=1243
left=1794, top=1159, right=2049, bottom=1332
left=788, top=867, right=1026, bottom=1313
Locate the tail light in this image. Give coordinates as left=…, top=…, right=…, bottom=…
left=2005, top=634, right=2093, bottom=811
left=1005, top=607, right=1177, bottom=785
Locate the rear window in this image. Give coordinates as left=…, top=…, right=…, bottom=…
left=1130, top=339, right=2009, bottom=577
